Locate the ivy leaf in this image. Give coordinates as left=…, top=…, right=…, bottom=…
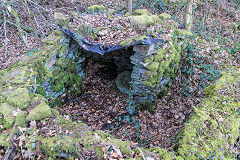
left=128, top=107, right=135, bottom=115
left=33, top=48, right=38, bottom=53
left=27, top=52, right=33, bottom=56
left=108, top=146, right=113, bottom=152
left=124, top=115, right=131, bottom=123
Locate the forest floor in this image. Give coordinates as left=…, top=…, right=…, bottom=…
left=0, top=0, right=239, bottom=152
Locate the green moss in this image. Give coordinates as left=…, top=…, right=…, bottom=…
left=51, top=109, right=60, bottom=116
left=156, top=48, right=167, bottom=55
left=6, top=88, right=30, bottom=109
left=30, top=93, right=48, bottom=104
left=134, top=9, right=148, bottom=15
left=80, top=131, right=104, bottom=158
left=204, top=73, right=234, bottom=96
left=27, top=102, right=52, bottom=121
left=14, top=111, right=26, bottom=127
left=87, top=5, right=105, bottom=12
left=159, top=13, right=171, bottom=20
left=37, top=65, right=52, bottom=83
left=176, top=70, right=240, bottom=159
left=54, top=12, right=70, bottom=27
left=1, top=66, right=28, bottom=86
left=146, top=62, right=159, bottom=71
left=0, top=103, right=16, bottom=126
left=36, top=86, right=47, bottom=97
left=142, top=81, right=155, bottom=87
left=108, top=9, right=115, bottom=15
left=154, top=54, right=164, bottom=62
left=71, top=11, right=79, bottom=18
left=108, top=139, right=132, bottom=155
left=146, top=147, right=172, bottom=159
left=42, top=30, right=63, bottom=45
left=128, top=14, right=159, bottom=28
left=174, top=29, right=193, bottom=36
left=124, top=12, right=132, bottom=17
left=39, top=135, right=79, bottom=158
left=120, top=35, right=148, bottom=46
left=144, top=55, right=154, bottom=63
left=0, top=134, right=10, bottom=147
left=94, top=130, right=114, bottom=140
left=57, top=44, right=68, bottom=57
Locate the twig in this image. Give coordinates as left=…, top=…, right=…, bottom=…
left=137, top=147, right=146, bottom=160
left=3, top=12, right=8, bottom=58
left=26, top=0, right=50, bottom=12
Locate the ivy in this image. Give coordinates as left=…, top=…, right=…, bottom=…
left=179, top=43, right=221, bottom=98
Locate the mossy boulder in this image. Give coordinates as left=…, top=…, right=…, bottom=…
left=27, top=102, right=52, bottom=121
left=134, top=9, right=148, bottom=15
left=176, top=70, right=240, bottom=159
left=87, top=5, right=105, bottom=12
left=6, top=88, right=30, bottom=109
left=0, top=103, right=16, bottom=127
left=128, top=14, right=160, bottom=28
left=1, top=66, right=28, bottom=85
left=159, top=13, right=171, bottom=20
left=14, top=111, right=26, bottom=127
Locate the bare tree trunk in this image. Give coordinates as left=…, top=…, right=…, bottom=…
left=127, top=0, right=133, bottom=14
left=184, top=0, right=193, bottom=31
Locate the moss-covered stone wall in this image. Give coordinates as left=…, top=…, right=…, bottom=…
left=0, top=11, right=239, bottom=159
left=130, top=39, right=182, bottom=109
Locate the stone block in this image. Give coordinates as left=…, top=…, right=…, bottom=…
left=6, top=88, right=30, bottom=109
left=27, top=101, right=52, bottom=121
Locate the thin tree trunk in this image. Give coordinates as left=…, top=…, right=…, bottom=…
left=184, top=0, right=193, bottom=31
left=128, top=0, right=133, bottom=14
left=3, top=0, right=30, bottom=48
left=22, top=0, right=38, bottom=36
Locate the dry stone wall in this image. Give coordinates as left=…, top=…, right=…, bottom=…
left=0, top=27, right=239, bottom=159
left=0, top=11, right=239, bottom=159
